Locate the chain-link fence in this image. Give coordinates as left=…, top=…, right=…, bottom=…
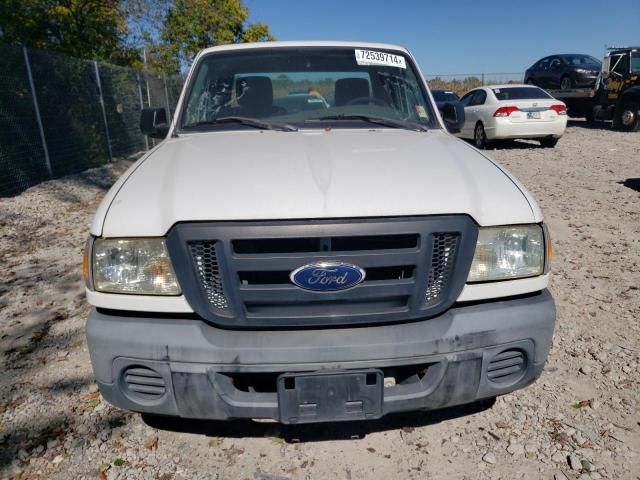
left=425, top=72, right=525, bottom=96
left=0, top=45, right=183, bottom=197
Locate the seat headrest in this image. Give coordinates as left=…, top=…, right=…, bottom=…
left=334, top=78, right=370, bottom=106
left=236, top=76, right=274, bottom=117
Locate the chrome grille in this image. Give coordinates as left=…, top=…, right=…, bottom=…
left=425, top=233, right=460, bottom=303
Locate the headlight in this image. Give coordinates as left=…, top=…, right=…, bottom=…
left=467, top=225, right=545, bottom=282
left=91, top=238, right=181, bottom=295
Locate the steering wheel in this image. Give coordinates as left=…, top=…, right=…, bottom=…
left=345, top=96, right=388, bottom=107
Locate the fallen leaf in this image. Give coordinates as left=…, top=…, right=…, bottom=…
left=144, top=436, right=159, bottom=450
left=366, top=447, right=376, bottom=453
left=208, top=437, right=223, bottom=447
left=495, top=421, right=510, bottom=429
left=573, top=400, right=591, bottom=409
left=0, top=397, right=25, bottom=414
left=80, top=392, right=100, bottom=402
left=229, top=446, right=244, bottom=455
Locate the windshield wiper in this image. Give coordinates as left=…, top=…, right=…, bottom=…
left=311, top=114, right=428, bottom=132
left=183, top=116, right=298, bottom=132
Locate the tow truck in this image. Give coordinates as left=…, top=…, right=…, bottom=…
left=546, top=47, right=640, bottom=131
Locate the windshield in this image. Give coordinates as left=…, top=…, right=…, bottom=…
left=179, top=47, right=437, bottom=131
left=492, top=87, right=552, bottom=101
left=562, top=54, right=601, bottom=66
left=632, top=52, right=640, bottom=73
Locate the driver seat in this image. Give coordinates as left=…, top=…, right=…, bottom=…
left=334, top=78, right=370, bottom=106
left=235, top=76, right=276, bottom=117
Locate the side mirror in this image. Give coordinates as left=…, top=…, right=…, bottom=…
left=140, top=107, right=169, bottom=139
left=440, top=101, right=465, bottom=134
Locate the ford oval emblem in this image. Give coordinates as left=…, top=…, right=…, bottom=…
left=290, top=262, right=366, bottom=292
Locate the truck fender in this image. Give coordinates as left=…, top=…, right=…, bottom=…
left=617, top=86, right=640, bottom=106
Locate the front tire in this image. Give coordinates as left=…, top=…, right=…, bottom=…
left=560, top=76, right=573, bottom=90
left=540, top=137, right=559, bottom=148
left=474, top=123, right=490, bottom=149
left=616, top=101, right=640, bottom=132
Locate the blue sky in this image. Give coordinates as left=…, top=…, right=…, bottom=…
left=244, top=0, right=639, bottom=75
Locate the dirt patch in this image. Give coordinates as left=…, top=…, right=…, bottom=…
left=0, top=125, right=638, bottom=479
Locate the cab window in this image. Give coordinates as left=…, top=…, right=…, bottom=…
left=469, top=90, right=487, bottom=106
left=549, top=57, right=562, bottom=70
left=632, top=52, right=640, bottom=73
left=611, top=54, right=630, bottom=76
left=537, top=58, right=551, bottom=70
left=460, top=91, right=475, bottom=107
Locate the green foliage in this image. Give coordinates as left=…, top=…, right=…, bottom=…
left=123, top=0, right=171, bottom=47
left=0, top=0, right=137, bottom=65
left=161, top=0, right=274, bottom=68
left=122, top=0, right=175, bottom=71
left=0, top=0, right=274, bottom=72
left=242, top=23, right=274, bottom=43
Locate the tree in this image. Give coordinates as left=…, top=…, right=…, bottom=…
left=241, top=22, right=273, bottom=43
left=161, top=0, right=274, bottom=68
left=0, top=0, right=136, bottom=65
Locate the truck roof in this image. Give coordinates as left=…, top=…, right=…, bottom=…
left=607, top=46, right=640, bottom=52
left=195, top=41, right=410, bottom=59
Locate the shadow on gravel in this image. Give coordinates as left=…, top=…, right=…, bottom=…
left=142, top=398, right=496, bottom=443
left=490, top=140, right=541, bottom=150
left=619, top=178, right=640, bottom=193
left=71, top=170, right=122, bottom=192
left=462, top=139, right=542, bottom=150
left=0, top=410, right=129, bottom=470
left=567, top=119, right=611, bottom=130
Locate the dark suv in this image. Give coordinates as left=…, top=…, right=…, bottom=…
left=525, top=54, right=601, bottom=90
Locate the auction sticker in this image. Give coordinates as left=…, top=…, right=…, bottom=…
left=355, top=49, right=406, bottom=69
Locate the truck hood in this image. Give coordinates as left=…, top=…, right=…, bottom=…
left=95, top=129, right=539, bottom=237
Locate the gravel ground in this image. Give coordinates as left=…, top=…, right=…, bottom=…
left=1, top=122, right=639, bottom=480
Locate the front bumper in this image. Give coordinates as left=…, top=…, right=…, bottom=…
left=573, top=75, right=599, bottom=88
left=86, top=290, right=555, bottom=422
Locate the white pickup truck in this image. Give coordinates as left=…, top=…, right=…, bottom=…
left=83, top=41, right=555, bottom=424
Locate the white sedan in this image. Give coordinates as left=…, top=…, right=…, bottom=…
left=456, top=85, right=568, bottom=148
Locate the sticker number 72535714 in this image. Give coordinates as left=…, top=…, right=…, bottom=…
left=354, top=49, right=406, bottom=69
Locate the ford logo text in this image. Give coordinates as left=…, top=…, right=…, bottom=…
left=290, top=262, right=366, bottom=292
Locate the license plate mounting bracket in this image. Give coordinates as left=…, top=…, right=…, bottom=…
left=277, top=370, right=384, bottom=424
